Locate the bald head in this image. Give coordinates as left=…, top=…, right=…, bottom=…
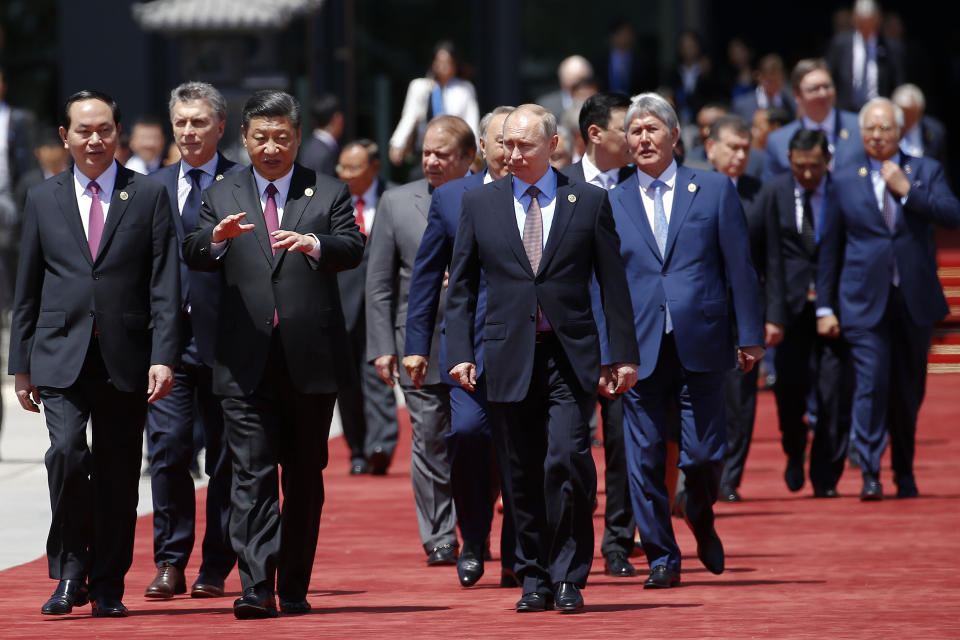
left=502, top=104, right=559, bottom=184
left=558, top=56, right=594, bottom=93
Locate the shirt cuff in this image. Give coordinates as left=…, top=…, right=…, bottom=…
left=305, top=233, right=322, bottom=266
left=211, top=239, right=229, bottom=259
left=815, top=307, right=834, bottom=318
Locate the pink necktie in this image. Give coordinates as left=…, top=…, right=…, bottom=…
left=264, top=183, right=280, bottom=253
left=87, top=180, right=105, bottom=259
left=263, top=183, right=280, bottom=326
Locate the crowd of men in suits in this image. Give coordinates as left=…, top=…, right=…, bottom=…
left=3, top=0, right=959, bottom=620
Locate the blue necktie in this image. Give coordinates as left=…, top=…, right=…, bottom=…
left=182, top=168, right=204, bottom=231
left=650, top=179, right=673, bottom=332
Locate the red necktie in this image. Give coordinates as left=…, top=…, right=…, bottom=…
left=355, top=197, right=366, bottom=235
left=87, top=180, right=105, bottom=259
left=264, top=183, right=280, bottom=326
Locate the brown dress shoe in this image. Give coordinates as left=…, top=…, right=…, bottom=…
left=145, top=563, right=186, bottom=599
left=191, top=581, right=225, bottom=598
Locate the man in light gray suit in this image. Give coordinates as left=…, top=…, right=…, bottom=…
left=365, top=115, right=476, bottom=562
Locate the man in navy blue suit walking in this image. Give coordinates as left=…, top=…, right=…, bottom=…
left=143, top=81, right=243, bottom=600
left=602, top=93, right=764, bottom=589
left=817, top=97, right=960, bottom=500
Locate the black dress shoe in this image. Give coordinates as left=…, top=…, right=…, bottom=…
left=554, top=582, right=583, bottom=612
left=368, top=448, right=391, bottom=475
left=145, top=562, right=186, bottom=598
left=41, top=580, right=89, bottom=615
left=784, top=458, right=805, bottom=492
left=604, top=551, right=636, bottom=577
left=457, top=543, right=484, bottom=587
left=426, top=543, right=458, bottom=566
left=516, top=591, right=553, bottom=612
left=91, top=597, right=128, bottom=617
left=719, top=485, right=741, bottom=502
left=234, top=585, right=278, bottom=619
left=279, top=598, right=311, bottom=614
left=861, top=474, right=883, bottom=501
left=813, top=485, right=839, bottom=498
left=499, top=568, right=520, bottom=588
left=643, top=565, right=681, bottom=589
left=349, top=460, right=369, bottom=475
left=191, top=577, right=225, bottom=598
left=896, top=475, right=918, bottom=498
left=694, top=526, right=725, bottom=574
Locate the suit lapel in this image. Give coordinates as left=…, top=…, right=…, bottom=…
left=492, top=177, right=534, bottom=277
left=53, top=171, right=93, bottom=266
left=233, top=168, right=274, bottom=263
left=166, top=164, right=186, bottom=242
left=95, top=166, right=135, bottom=265
left=413, top=182, right=430, bottom=220
left=271, top=166, right=315, bottom=274
left=538, top=174, right=576, bottom=274
left=616, top=174, right=661, bottom=261
left=663, top=166, right=696, bottom=263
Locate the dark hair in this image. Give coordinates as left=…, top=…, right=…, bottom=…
left=61, top=90, right=122, bottom=129
left=578, top=91, right=631, bottom=144
left=426, top=115, right=476, bottom=158
left=342, top=138, right=380, bottom=164
left=241, top=90, right=301, bottom=130
left=788, top=128, right=829, bottom=156
left=766, top=106, right=793, bottom=127
left=790, top=58, right=831, bottom=93
left=311, top=94, right=341, bottom=128
left=709, top=114, right=751, bottom=142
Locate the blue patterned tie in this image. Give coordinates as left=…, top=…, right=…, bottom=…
left=650, top=179, right=672, bottom=332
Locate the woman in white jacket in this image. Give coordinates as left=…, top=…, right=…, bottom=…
left=389, top=41, right=480, bottom=166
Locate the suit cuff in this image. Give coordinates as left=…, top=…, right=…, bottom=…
left=211, top=239, right=229, bottom=259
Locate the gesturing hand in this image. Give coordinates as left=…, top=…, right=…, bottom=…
left=211, top=212, right=255, bottom=243
left=271, top=230, right=319, bottom=254
left=448, top=362, right=477, bottom=391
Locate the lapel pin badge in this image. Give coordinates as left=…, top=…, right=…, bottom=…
left=215, top=174, right=224, bottom=181
left=119, top=191, right=129, bottom=200
left=305, top=187, right=315, bottom=197
left=904, top=165, right=912, bottom=175
left=567, top=193, right=577, bottom=203
left=687, top=183, right=696, bottom=193
left=858, top=166, right=868, bottom=177
left=840, top=129, right=849, bottom=139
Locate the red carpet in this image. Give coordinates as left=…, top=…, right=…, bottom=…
left=3, top=377, right=960, bottom=638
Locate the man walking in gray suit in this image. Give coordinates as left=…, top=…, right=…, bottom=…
left=365, top=115, right=476, bottom=565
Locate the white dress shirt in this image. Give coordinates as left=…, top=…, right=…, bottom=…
left=176, top=153, right=219, bottom=214
left=636, top=160, right=678, bottom=232
left=125, top=154, right=161, bottom=175
left=755, top=85, right=784, bottom=111
left=852, top=31, right=879, bottom=102
left=351, top=178, right=380, bottom=235
left=0, top=103, right=10, bottom=192
left=73, top=161, right=118, bottom=238
left=581, top=155, right=620, bottom=190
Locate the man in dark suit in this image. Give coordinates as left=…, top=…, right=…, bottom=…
left=763, top=59, right=861, bottom=180
left=142, top=81, right=242, bottom=601
left=593, top=20, right=653, bottom=97
left=732, top=54, right=796, bottom=123
left=183, top=90, right=364, bottom=618
left=702, top=114, right=781, bottom=502
left=765, top=129, right=853, bottom=497
left=559, top=91, right=638, bottom=578
left=404, top=106, right=519, bottom=582
left=446, top=104, right=639, bottom=612
left=817, top=97, right=960, bottom=500
left=826, top=0, right=905, bottom=113
left=535, top=56, right=594, bottom=122
left=298, top=94, right=342, bottom=177
left=366, top=115, right=477, bottom=579
left=603, top=93, right=764, bottom=589
left=9, top=90, right=179, bottom=617
left=335, top=139, right=398, bottom=475
left=892, top=84, right=947, bottom=167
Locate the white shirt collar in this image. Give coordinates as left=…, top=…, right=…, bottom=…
left=179, top=152, right=219, bottom=181
left=581, top=154, right=619, bottom=188
left=636, top=159, right=678, bottom=191
left=802, top=108, right=837, bottom=134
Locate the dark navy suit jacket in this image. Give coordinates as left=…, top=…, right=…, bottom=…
left=446, top=171, right=638, bottom=403
left=817, top=155, right=960, bottom=330
left=601, top=165, right=764, bottom=380
left=763, top=111, right=861, bottom=180
left=404, top=171, right=487, bottom=384
left=151, top=155, right=242, bottom=367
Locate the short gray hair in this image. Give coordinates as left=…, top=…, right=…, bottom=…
left=625, top=92, right=678, bottom=133
left=892, top=83, right=925, bottom=112
left=479, top=106, right=515, bottom=143
left=504, top=104, right=558, bottom=139
left=169, top=81, right=228, bottom=122
left=858, top=97, right=904, bottom=134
